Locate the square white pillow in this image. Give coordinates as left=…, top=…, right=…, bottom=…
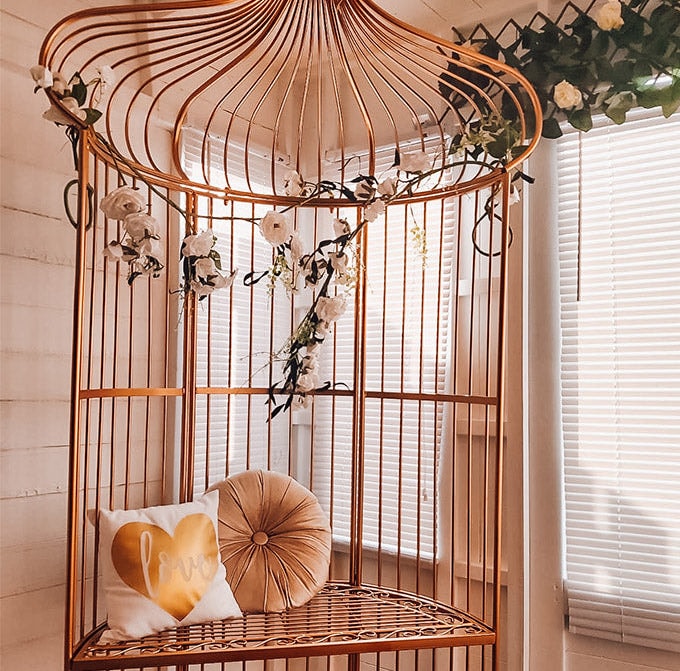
left=97, top=490, right=241, bottom=642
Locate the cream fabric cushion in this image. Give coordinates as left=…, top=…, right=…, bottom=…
left=209, top=470, right=331, bottom=613
left=97, top=491, right=241, bottom=642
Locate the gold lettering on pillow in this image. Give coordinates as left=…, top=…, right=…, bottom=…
left=111, top=513, right=219, bottom=620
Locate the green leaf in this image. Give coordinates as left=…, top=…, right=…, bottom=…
left=568, top=107, right=593, bottom=132
left=617, top=5, right=646, bottom=42
left=632, top=59, right=652, bottom=79
left=83, top=109, right=102, bottom=126
left=69, top=73, right=88, bottom=107
left=604, top=104, right=627, bottom=124
left=636, top=85, right=666, bottom=109
left=662, top=96, right=680, bottom=117
left=522, top=59, right=550, bottom=86
left=480, top=40, right=500, bottom=61
left=649, top=4, right=680, bottom=38
left=595, top=57, right=614, bottom=82
left=584, top=29, right=610, bottom=59
left=611, top=59, right=635, bottom=85
left=511, top=143, right=530, bottom=159
left=662, top=76, right=680, bottom=116
left=603, top=90, right=636, bottom=123
left=541, top=116, right=563, bottom=139
left=501, top=47, right=522, bottom=70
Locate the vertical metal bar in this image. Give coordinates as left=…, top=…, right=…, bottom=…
left=204, top=195, right=214, bottom=493
left=377, top=204, right=388, bottom=586
left=180, top=192, right=199, bottom=503
left=225, top=197, right=235, bottom=479
left=491, top=172, right=511, bottom=671
left=161, top=187, right=173, bottom=504
left=108, top=167, right=121, bottom=514
left=64, top=128, right=90, bottom=671
left=349, top=208, right=367, bottom=587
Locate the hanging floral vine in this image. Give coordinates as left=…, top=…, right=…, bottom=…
left=441, top=0, right=679, bottom=138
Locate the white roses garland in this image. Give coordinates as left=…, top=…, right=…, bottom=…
left=552, top=0, right=625, bottom=112
left=100, top=186, right=235, bottom=298
left=101, top=187, right=164, bottom=284
left=180, top=230, right=236, bottom=299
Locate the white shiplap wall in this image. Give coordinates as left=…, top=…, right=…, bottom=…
left=1, top=5, right=76, bottom=668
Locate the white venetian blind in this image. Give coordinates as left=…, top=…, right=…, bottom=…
left=183, top=132, right=291, bottom=493
left=556, top=109, right=680, bottom=651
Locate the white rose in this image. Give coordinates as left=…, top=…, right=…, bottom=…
left=137, top=236, right=164, bottom=259
left=211, top=269, right=236, bottom=290
left=191, top=279, right=214, bottom=297
left=60, top=96, right=87, bottom=119
left=42, top=97, right=86, bottom=124
left=301, top=352, right=319, bottom=373
left=51, top=73, right=69, bottom=96
left=260, top=210, right=293, bottom=246
left=103, top=241, right=124, bottom=260
left=90, top=65, right=115, bottom=107
left=194, top=256, right=217, bottom=279
left=354, top=178, right=375, bottom=201
left=122, top=212, right=158, bottom=241
left=377, top=176, right=398, bottom=197
left=595, top=0, right=624, bottom=31
left=283, top=170, right=305, bottom=197
left=316, top=295, right=347, bottom=323
left=328, top=251, right=349, bottom=274
left=553, top=80, right=583, bottom=110
left=296, top=372, right=319, bottom=393
left=182, top=229, right=214, bottom=257
left=333, top=218, right=350, bottom=238
left=398, top=150, right=430, bottom=173
left=100, top=186, right=146, bottom=220
left=42, top=104, right=71, bottom=125
left=289, top=233, right=304, bottom=261
left=364, top=199, right=386, bottom=222
left=133, top=256, right=159, bottom=276
left=30, top=65, right=53, bottom=89
left=316, top=321, right=330, bottom=338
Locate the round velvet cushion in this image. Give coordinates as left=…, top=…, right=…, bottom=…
left=208, top=470, right=331, bottom=613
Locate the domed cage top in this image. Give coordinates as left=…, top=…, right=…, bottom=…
left=40, top=0, right=540, bottom=203
left=37, top=1, right=541, bottom=670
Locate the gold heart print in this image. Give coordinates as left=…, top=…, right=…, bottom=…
left=111, top=513, right=219, bottom=621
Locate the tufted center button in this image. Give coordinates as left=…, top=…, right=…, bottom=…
left=252, top=531, right=269, bottom=546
